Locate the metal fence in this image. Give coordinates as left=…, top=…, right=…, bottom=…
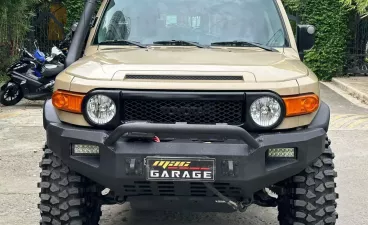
left=25, top=1, right=67, bottom=53
left=0, top=0, right=66, bottom=68
left=346, top=14, right=368, bottom=75
left=285, top=10, right=368, bottom=76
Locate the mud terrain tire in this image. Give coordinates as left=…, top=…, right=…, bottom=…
left=277, top=137, right=338, bottom=225
left=38, top=146, right=102, bottom=225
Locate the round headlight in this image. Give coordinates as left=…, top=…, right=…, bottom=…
left=250, top=97, right=282, bottom=127
left=86, top=95, right=116, bottom=125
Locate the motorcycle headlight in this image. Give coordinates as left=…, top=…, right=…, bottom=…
left=250, top=96, right=282, bottom=127
left=85, top=94, right=116, bottom=125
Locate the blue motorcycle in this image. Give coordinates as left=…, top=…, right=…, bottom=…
left=0, top=41, right=65, bottom=106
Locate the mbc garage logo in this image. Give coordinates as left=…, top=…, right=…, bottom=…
left=148, top=160, right=214, bottom=180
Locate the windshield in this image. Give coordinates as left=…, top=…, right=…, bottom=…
left=94, top=0, right=288, bottom=47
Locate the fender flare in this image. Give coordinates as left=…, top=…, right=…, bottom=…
left=43, top=99, right=61, bottom=130
left=308, top=101, right=330, bottom=132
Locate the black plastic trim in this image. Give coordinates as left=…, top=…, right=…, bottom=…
left=65, top=0, right=97, bottom=68
left=308, top=101, right=330, bottom=132
left=81, top=90, right=121, bottom=129
left=43, top=100, right=61, bottom=130
left=129, top=196, right=237, bottom=212
left=244, top=92, right=286, bottom=131
left=121, top=90, right=245, bottom=101
left=43, top=99, right=330, bottom=133
left=125, top=75, right=244, bottom=81
left=78, top=89, right=292, bottom=131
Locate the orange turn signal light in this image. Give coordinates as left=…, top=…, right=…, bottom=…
left=283, top=94, right=319, bottom=117
left=52, top=90, right=85, bottom=113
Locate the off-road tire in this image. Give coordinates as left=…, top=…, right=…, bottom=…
left=277, top=137, right=338, bottom=225
left=38, top=146, right=102, bottom=225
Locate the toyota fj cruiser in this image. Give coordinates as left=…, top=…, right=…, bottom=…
left=39, top=0, right=338, bottom=224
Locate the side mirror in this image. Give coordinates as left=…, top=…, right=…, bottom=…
left=296, top=25, right=316, bottom=61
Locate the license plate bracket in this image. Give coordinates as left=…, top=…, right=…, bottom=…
left=145, top=157, right=215, bottom=182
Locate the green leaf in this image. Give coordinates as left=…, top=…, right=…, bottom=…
left=284, top=0, right=351, bottom=80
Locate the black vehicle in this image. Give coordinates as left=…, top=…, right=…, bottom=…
left=0, top=47, right=64, bottom=106
left=0, top=23, right=78, bottom=106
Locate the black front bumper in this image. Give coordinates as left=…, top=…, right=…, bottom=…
left=44, top=100, right=330, bottom=201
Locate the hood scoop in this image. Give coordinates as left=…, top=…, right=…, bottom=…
left=124, top=74, right=244, bottom=81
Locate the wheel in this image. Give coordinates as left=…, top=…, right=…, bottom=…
left=0, top=82, right=23, bottom=106
left=277, top=137, right=338, bottom=225
left=38, top=146, right=102, bottom=225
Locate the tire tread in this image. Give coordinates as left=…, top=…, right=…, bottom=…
left=278, top=137, right=338, bottom=225
left=38, top=146, right=101, bottom=225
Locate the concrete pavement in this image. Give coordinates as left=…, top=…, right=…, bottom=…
left=1, top=84, right=368, bottom=224
left=330, top=76, right=368, bottom=104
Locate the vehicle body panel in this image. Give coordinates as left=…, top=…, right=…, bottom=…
left=66, top=47, right=309, bottom=82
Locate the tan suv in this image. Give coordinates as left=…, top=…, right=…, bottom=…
left=39, top=0, right=338, bottom=224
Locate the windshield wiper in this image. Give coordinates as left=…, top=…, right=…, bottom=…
left=211, top=40, right=277, bottom=52
left=98, top=39, right=147, bottom=48
left=153, top=40, right=206, bottom=48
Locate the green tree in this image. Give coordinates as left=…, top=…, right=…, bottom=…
left=282, top=0, right=301, bottom=12
left=0, top=0, right=40, bottom=76
left=63, top=0, right=102, bottom=31
left=283, top=0, right=351, bottom=80
left=301, top=0, right=351, bottom=80
left=63, top=0, right=86, bottom=31
left=341, top=0, right=368, bottom=14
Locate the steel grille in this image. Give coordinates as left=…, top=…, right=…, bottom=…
left=123, top=99, right=244, bottom=125
left=125, top=75, right=244, bottom=81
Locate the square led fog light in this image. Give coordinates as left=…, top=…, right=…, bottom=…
left=268, top=148, right=296, bottom=158
left=72, top=144, right=99, bottom=155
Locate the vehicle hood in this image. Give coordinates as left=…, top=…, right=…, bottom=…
left=65, top=47, right=309, bottom=82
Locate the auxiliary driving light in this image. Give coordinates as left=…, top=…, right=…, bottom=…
left=72, top=144, right=99, bottom=155
left=267, top=148, right=296, bottom=158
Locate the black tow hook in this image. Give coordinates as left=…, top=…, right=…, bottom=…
left=203, top=182, right=252, bottom=212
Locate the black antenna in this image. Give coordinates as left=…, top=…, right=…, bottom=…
left=65, top=0, right=98, bottom=68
